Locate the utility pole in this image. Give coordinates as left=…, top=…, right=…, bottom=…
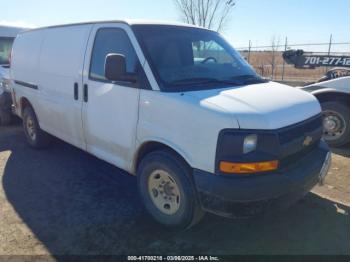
left=281, top=37, right=288, bottom=81
left=326, top=34, right=333, bottom=72
left=248, top=40, right=252, bottom=63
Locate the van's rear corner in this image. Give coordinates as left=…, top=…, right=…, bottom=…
left=192, top=114, right=331, bottom=218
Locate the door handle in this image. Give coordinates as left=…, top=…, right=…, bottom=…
left=74, top=83, right=79, bottom=100
left=83, top=84, right=88, bottom=102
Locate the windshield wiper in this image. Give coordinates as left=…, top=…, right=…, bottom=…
left=168, top=77, right=241, bottom=87
left=228, top=75, right=268, bottom=84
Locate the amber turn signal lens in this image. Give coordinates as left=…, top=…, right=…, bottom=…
left=219, top=160, right=279, bottom=174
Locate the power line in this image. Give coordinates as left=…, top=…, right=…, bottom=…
left=236, top=42, right=350, bottom=50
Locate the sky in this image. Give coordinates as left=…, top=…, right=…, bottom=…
left=2, top=0, right=350, bottom=51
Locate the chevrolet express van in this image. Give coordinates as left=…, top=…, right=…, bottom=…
left=10, top=21, right=331, bottom=228
left=0, top=25, right=27, bottom=125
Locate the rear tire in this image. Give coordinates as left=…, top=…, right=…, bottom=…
left=321, top=101, right=350, bottom=147
left=137, top=150, right=204, bottom=228
left=22, top=106, right=52, bottom=149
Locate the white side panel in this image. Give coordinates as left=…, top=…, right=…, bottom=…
left=83, top=83, right=140, bottom=171
left=10, top=30, right=45, bottom=118
left=82, top=23, right=142, bottom=173
left=11, top=30, right=44, bottom=84
left=137, top=90, right=238, bottom=173
left=36, top=25, right=92, bottom=149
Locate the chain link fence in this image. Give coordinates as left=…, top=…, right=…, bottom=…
left=236, top=35, right=350, bottom=85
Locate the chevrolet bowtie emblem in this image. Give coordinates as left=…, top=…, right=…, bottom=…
left=303, top=136, right=313, bottom=147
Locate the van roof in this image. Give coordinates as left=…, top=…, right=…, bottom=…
left=19, top=20, right=212, bottom=34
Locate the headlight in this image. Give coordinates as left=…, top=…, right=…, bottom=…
left=243, top=134, right=257, bottom=154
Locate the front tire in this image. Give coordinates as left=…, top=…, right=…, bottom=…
left=321, top=101, right=350, bottom=147
left=23, top=106, right=52, bottom=149
left=137, top=150, right=204, bottom=228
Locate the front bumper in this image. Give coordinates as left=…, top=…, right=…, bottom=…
left=193, top=140, right=331, bottom=218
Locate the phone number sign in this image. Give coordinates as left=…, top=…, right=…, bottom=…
left=303, top=56, right=350, bottom=67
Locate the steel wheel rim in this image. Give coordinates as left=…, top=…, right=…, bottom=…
left=323, top=110, right=346, bottom=141
left=148, top=170, right=181, bottom=215
left=26, top=117, right=36, bottom=141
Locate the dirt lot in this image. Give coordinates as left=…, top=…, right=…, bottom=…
left=241, top=51, right=328, bottom=82
left=0, top=124, right=349, bottom=256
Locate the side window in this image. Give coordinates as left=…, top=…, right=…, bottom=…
left=90, top=28, right=138, bottom=81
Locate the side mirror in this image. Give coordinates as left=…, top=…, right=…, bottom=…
left=104, top=53, right=137, bottom=83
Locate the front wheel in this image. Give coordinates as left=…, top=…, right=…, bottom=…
left=137, top=150, right=204, bottom=228
left=321, top=101, right=350, bottom=147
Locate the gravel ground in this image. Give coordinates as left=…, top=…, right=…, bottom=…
left=0, top=125, right=349, bottom=256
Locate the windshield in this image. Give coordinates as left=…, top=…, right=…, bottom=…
left=0, top=37, right=14, bottom=65
left=132, top=25, right=265, bottom=92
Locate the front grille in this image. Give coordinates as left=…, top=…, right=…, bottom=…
left=279, top=142, right=318, bottom=168
left=278, top=115, right=323, bottom=145
left=278, top=115, right=323, bottom=168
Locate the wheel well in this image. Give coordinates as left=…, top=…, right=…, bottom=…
left=19, top=97, right=32, bottom=116
left=134, top=141, right=191, bottom=174
left=314, top=92, right=350, bottom=106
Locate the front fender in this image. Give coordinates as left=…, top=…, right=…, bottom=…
left=301, top=87, right=350, bottom=106
left=133, top=137, right=194, bottom=174
left=310, top=88, right=342, bottom=96
left=303, top=77, right=350, bottom=94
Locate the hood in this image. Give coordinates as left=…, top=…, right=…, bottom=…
left=186, top=81, right=321, bottom=130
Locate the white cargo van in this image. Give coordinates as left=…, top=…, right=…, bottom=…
left=0, top=25, right=27, bottom=125
left=10, top=21, right=331, bottom=228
